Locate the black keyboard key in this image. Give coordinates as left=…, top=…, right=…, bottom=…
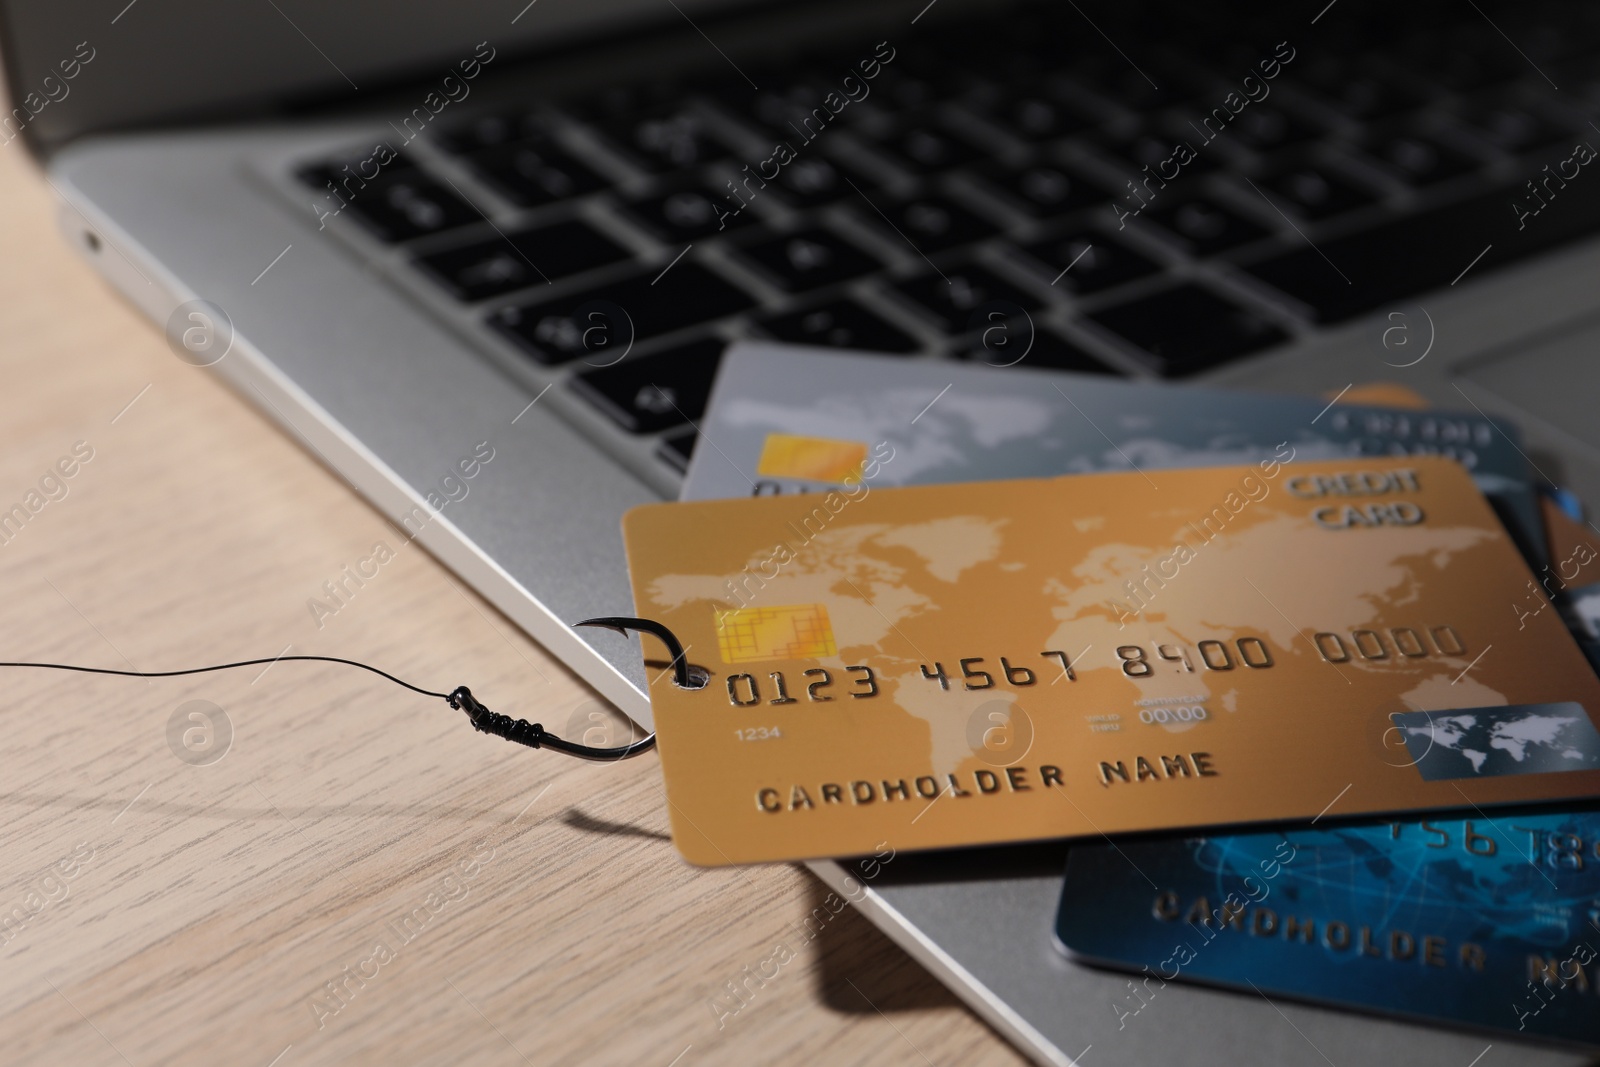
left=1017, top=231, right=1161, bottom=294
left=765, top=156, right=851, bottom=209
left=1141, top=197, right=1271, bottom=256
left=757, top=299, right=918, bottom=352
left=1360, top=129, right=1481, bottom=187
left=1088, top=284, right=1288, bottom=376
left=1214, top=105, right=1323, bottom=153
left=873, top=194, right=999, bottom=254
left=820, top=142, right=898, bottom=195
left=891, top=262, right=1042, bottom=333
left=622, top=184, right=754, bottom=240
left=973, top=161, right=1113, bottom=219
left=728, top=80, right=835, bottom=141
left=971, top=86, right=1097, bottom=142
left=489, top=263, right=754, bottom=363
left=961, top=328, right=1119, bottom=375
left=1242, top=180, right=1600, bottom=323
left=570, top=337, right=725, bottom=433
left=1454, top=98, right=1573, bottom=155
left=658, top=430, right=697, bottom=473
left=465, top=144, right=607, bottom=207
left=415, top=220, right=632, bottom=301
left=731, top=228, right=881, bottom=292
left=584, top=100, right=727, bottom=173
left=1089, top=128, right=1220, bottom=179
left=870, top=123, right=986, bottom=174
left=1254, top=161, right=1379, bottom=220
left=301, top=166, right=478, bottom=242
left=435, top=113, right=545, bottom=154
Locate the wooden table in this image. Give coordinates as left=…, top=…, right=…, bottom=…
left=0, top=145, right=1026, bottom=1066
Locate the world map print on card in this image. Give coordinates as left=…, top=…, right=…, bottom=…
left=1392, top=704, right=1600, bottom=780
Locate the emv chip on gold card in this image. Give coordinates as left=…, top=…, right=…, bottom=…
left=755, top=433, right=868, bottom=482
left=716, top=604, right=838, bottom=664
left=623, top=456, right=1600, bottom=865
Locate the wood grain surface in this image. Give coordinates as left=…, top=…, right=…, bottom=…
left=0, top=145, right=1027, bottom=1067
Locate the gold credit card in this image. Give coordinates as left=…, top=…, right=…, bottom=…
left=622, top=456, right=1600, bottom=865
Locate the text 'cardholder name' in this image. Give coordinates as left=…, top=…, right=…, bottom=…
left=622, top=456, right=1600, bottom=866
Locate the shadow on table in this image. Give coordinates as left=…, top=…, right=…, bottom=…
left=804, top=872, right=963, bottom=1015
left=562, top=808, right=672, bottom=842
left=808, top=841, right=1069, bottom=1017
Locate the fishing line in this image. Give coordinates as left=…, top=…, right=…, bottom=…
left=1, top=616, right=696, bottom=762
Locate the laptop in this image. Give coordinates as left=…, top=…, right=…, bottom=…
left=13, top=0, right=1600, bottom=1061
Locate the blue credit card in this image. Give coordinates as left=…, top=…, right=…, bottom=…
left=684, top=342, right=1546, bottom=565
left=1056, top=808, right=1600, bottom=1049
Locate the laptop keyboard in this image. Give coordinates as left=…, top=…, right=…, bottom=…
left=294, top=0, right=1600, bottom=481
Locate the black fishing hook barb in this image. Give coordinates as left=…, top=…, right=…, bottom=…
left=574, top=615, right=710, bottom=691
